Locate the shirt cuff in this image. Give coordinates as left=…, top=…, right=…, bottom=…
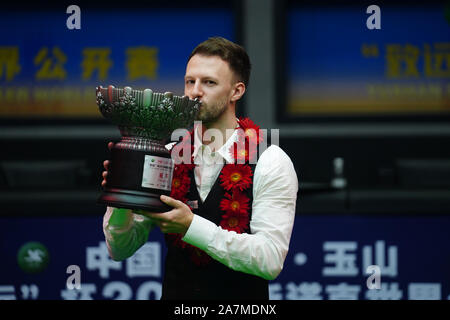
left=182, top=214, right=217, bottom=251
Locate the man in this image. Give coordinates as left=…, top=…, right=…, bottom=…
left=102, top=37, right=298, bottom=300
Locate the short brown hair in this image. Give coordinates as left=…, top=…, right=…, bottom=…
left=188, top=37, right=251, bottom=87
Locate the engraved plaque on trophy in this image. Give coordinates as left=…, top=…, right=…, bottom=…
left=96, top=85, right=200, bottom=212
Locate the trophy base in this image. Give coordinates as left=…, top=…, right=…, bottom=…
left=98, top=188, right=172, bottom=212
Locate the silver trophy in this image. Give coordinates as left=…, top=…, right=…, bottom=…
left=96, top=85, right=200, bottom=211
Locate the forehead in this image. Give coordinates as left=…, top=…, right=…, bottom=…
left=185, top=54, right=233, bottom=79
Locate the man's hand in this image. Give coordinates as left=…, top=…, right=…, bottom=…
left=101, top=142, right=114, bottom=187
left=143, top=195, right=194, bottom=235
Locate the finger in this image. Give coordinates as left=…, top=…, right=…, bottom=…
left=160, top=221, right=168, bottom=230
left=102, top=171, right=108, bottom=179
left=160, top=195, right=184, bottom=209
left=134, top=210, right=164, bottom=223
left=101, top=179, right=106, bottom=187
left=158, top=221, right=173, bottom=234
left=103, top=160, right=109, bottom=170
left=145, top=211, right=171, bottom=221
left=150, top=219, right=163, bottom=228
left=108, top=142, right=114, bottom=150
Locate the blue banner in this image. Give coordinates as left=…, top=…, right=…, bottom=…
left=0, top=8, right=234, bottom=117
left=1, top=214, right=449, bottom=300
left=287, top=4, right=450, bottom=115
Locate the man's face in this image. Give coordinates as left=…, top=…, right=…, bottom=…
left=184, top=54, right=236, bottom=124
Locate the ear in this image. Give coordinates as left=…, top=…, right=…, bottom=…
left=230, top=82, right=246, bottom=103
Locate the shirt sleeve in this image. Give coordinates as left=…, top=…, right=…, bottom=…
left=182, top=145, right=299, bottom=280
left=103, top=206, right=156, bottom=261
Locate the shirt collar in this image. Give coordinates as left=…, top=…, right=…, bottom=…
left=192, top=122, right=239, bottom=164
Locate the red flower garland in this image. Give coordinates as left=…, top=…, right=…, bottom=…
left=219, top=192, right=250, bottom=215
left=237, top=117, right=263, bottom=144
left=168, top=117, right=262, bottom=266
left=220, top=210, right=250, bottom=233
left=219, top=164, right=253, bottom=191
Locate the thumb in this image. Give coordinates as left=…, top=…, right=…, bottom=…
left=160, top=195, right=183, bottom=208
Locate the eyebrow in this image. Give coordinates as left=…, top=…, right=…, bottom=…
left=184, top=75, right=220, bottom=82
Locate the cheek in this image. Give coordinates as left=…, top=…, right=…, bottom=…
left=210, top=88, right=230, bottom=102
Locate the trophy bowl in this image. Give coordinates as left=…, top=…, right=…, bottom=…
left=96, top=85, right=200, bottom=212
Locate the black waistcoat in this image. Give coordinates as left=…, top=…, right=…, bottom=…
left=161, top=162, right=269, bottom=300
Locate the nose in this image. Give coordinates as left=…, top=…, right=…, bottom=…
left=188, top=80, right=203, bottom=100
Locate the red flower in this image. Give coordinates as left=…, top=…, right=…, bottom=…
left=238, top=117, right=263, bottom=144
left=220, top=210, right=250, bottom=233
left=172, top=164, right=186, bottom=176
left=173, top=163, right=194, bottom=177
left=170, top=173, right=190, bottom=200
left=229, top=140, right=257, bottom=164
left=220, top=192, right=250, bottom=215
left=219, top=164, right=253, bottom=191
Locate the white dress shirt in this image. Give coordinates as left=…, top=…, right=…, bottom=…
left=103, top=126, right=298, bottom=281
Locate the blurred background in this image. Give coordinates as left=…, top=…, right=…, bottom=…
left=0, top=0, right=449, bottom=300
